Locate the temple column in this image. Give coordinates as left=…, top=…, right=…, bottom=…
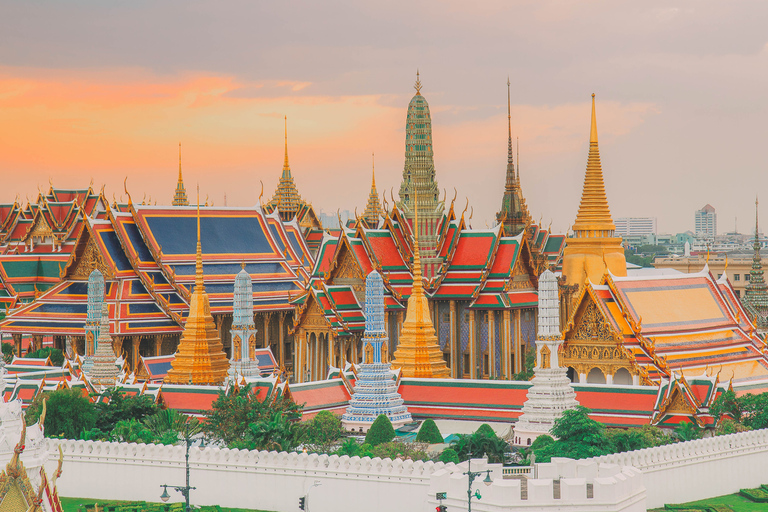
left=468, top=310, right=477, bottom=379
left=449, top=300, right=458, bottom=379
left=502, top=310, right=511, bottom=379
left=32, top=335, right=43, bottom=353
left=488, top=310, right=496, bottom=378
left=154, top=336, right=162, bottom=357
left=12, top=334, right=21, bottom=357
left=313, top=333, right=320, bottom=381
left=579, top=372, right=587, bottom=383
left=606, top=372, right=614, bottom=385
left=514, top=309, right=522, bottom=374
left=278, top=312, right=285, bottom=367
left=263, top=313, right=272, bottom=349
left=295, top=328, right=304, bottom=383
left=131, top=337, right=140, bottom=371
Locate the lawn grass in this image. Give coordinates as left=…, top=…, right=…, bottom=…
left=61, top=497, right=271, bottom=512
left=649, top=492, right=768, bottom=512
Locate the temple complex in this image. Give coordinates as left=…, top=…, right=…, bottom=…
left=164, top=195, right=230, bottom=385
left=342, top=270, right=412, bottom=431
left=742, top=198, right=768, bottom=333
left=513, top=269, right=579, bottom=446
left=391, top=202, right=450, bottom=378
left=561, top=94, right=626, bottom=291
left=496, top=79, right=531, bottom=237
left=396, top=72, right=445, bottom=279
left=173, top=143, right=189, bottom=207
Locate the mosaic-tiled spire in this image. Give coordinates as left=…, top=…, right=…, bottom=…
left=397, top=71, right=444, bottom=278
left=85, top=268, right=105, bottom=355
left=173, top=143, right=189, bottom=207
left=496, top=78, right=530, bottom=236
left=362, top=153, right=383, bottom=228
left=268, top=117, right=305, bottom=221
left=90, top=302, right=119, bottom=387
left=342, top=271, right=412, bottom=432
left=745, top=197, right=768, bottom=312
left=165, top=189, right=229, bottom=385
left=229, top=264, right=259, bottom=377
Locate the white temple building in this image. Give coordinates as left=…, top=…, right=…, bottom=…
left=513, top=269, right=579, bottom=446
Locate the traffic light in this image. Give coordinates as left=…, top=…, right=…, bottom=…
left=435, top=506, right=447, bottom=512
left=299, top=497, right=306, bottom=510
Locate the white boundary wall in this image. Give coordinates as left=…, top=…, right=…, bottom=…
left=588, top=429, right=768, bottom=508
left=44, top=440, right=646, bottom=512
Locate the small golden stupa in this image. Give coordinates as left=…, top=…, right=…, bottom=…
left=165, top=189, right=229, bottom=385
left=391, top=193, right=450, bottom=378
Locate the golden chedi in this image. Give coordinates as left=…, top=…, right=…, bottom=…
left=165, top=193, right=229, bottom=385
left=391, top=199, right=450, bottom=378
left=562, top=94, right=626, bottom=288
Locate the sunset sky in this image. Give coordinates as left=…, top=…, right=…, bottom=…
left=2, top=1, right=768, bottom=234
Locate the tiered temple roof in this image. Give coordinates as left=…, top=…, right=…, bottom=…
left=361, top=154, right=383, bottom=229
left=563, top=266, right=768, bottom=389
left=173, top=143, right=189, bottom=207
left=1, top=196, right=314, bottom=341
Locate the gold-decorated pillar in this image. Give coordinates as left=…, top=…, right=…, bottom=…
left=488, top=310, right=496, bottom=378
left=468, top=310, right=477, bottom=379
left=278, top=312, right=285, bottom=367
left=449, top=300, right=458, bottom=379
left=502, top=310, right=511, bottom=378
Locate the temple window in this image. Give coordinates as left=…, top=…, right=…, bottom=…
left=613, top=367, right=632, bottom=385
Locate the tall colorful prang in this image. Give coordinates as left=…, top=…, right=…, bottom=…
left=342, top=270, right=412, bottom=432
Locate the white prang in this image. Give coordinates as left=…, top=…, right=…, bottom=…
left=513, top=269, right=580, bottom=447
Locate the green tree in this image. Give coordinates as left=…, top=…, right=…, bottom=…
left=415, top=419, right=443, bottom=444
left=710, top=389, right=741, bottom=423
left=302, top=411, right=346, bottom=452
left=439, top=447, right=460, bottom=464
left=336, top=438, right=361, bottom=457
left=26, top=389, right=97, bottom=439
left=513, top=346, right=537, bottom=381
left=245, top=411, right=299, bottom=452
left=110, top=419, right=157, bottom=444
left=204, top=384, right=302, bottom=447
left=2, top=343, right=14, bottom=363
left=673, top=420, right=702, bottom=441
left=365, top=414, right=396, bottom=446
left=715, top=418, right=750, bottom=436
left=605, top=425, right=672, bottom=453
left=527, top=407, right=610, bottom=462
left=143, top=408, right=202, bottom=445
left=26, top=347, right=65, bottom=366
left=93, top=388, right=159, bottom=433
left=450, top=425, right=510, bottom=463
left=736, top=393, right=768, bottom=430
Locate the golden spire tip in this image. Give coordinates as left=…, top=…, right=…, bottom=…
left=590, top=93, right=598, bottom=144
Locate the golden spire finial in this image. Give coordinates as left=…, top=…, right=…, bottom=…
left=507, top=76, right=512, bottom=142
left=571, top=93, right=615, bottom=236
left=590, top=93, right=598, bottom=144
left=283, top=116, right=290, bottom=173
left=414, top=69, right=422, bottom=95
left=412, top=187, right=423, bottom=293
left=179, top=142, right=183, bottom=180
left=371, top=152, right=376, bottom=188
left=196, top=184, right=204, bottom=290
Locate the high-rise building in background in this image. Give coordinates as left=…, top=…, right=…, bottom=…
left=695, top=204, right=717, bottom=237
left=615, top=217, right=657, bottom=238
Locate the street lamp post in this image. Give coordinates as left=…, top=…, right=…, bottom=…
left=464, top=459, right=492, bottom=512
left=160, top=434, right=196, bottom=512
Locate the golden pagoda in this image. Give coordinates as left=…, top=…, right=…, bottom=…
left=165, top=189, right=229, bottom=385
left=362, top=153, right=383, bottom=228
left=391, top=194, right=450, bottom=378
left=562, top=94, right=626, bottom=288
left=173, top=143, right=189, bottom=207
left=266, top=117, right=307, bottom=221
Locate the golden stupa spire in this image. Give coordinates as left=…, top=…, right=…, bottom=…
left=414, top=69, right=422, bottom=95
left=391, top=189, right=450, bottom=378
left=173, top=143, right=189, bottom=206
left=372, top=152, right=376, bottom=188
left=572, top=93, right=616, bottom=237
left=283, top=116, right=290, bottom=175
left=164, top=185, right=229, bottom=385
left=362, top=152, right=383, bottom=227
left=561, top=93, right=626, bottom=287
